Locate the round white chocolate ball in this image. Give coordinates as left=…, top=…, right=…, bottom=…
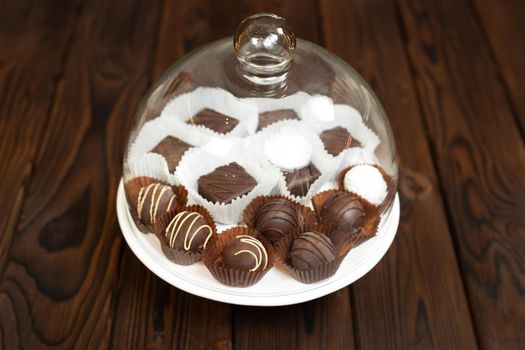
left=264, top=129, right=312, bottom=171
left=343, top=164, right=387, bottom=206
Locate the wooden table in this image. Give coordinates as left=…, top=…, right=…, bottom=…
left=1, top=0, right=524, bottom=348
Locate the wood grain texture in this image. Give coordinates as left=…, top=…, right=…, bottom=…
left=472, top=0, right=525, bottom=133
left=320, top=0, right=478, bottom=348
left=0, top=0, right=81, bottom=279
left=397, top=0, right=525, bottom=348
left=109, top=1, right=241, bottom=349
left=231, top=2, right=355, bottom=349
left=0, top=0, right=162, bottom=348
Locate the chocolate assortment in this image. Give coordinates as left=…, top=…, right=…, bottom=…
left=124, top=90, right=394, bottom=287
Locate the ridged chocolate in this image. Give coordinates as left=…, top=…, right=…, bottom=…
left=320, top=191, right=365, bottom=235
left=283, top=163, right=321, bottom=197
left=257, top=109, right=299, bottom=131
left=198, top=162, right=257, bottom=204
left=253, top=198, right=299, bottom=243
left=222, top=235, right=268, bottom=271
left=290, top=231, right=335, bottom=270
left=136, top=183, right=177, bottom=226
left=151, top=136, right=191, bottom=172
left=186, top=108, right=239, bottom=134
left=164, top=211, right=213, bottom=252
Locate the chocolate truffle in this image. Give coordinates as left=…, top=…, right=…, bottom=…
left=283, top=164, right=321, bottom=197
left=343, top=165, right=387, bottom=206
left=186, top=108, right=239, bottom=134
left=257, top=109, right=299, bottom=131
left=136, top=183, right=177, bottom=226
left=222, top=235, right=268, bottom=271
left=290, top=231, right=335, bottom=270
left=198, top=162, right=257, bottom=204
left=321, top=191, right=365, bottom=235
left=319, top=127, right=359, bottom=156
left=253, top=198, right=299, bottom=243
left=165, top=211, right=213, bottom=252
left=151, top=136, right=191, bottom=172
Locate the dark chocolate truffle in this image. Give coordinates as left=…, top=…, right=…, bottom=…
left=320, top=191, right=365, bottom=235
left=283, top=164, right=321, bottom=197
left=257, top=109, right=299, bottom=131
left=136, top=183, right=178, bottom=226
left=165, top=211, right=213, bottom=252
left=151, top=136, right=191, bottom=172
left=186, top=108, right=239, bottom=134
left=222, top=235, right=268, bottom=271
left=198, top=162, right=257, bottom=204
left=320, top=127, right=352, bottom=156
left=253, top=198, right=299, bottom=243
left=290, top=231, right=335, bottom=270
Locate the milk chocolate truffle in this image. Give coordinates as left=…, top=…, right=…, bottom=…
left=136, top=183, right=178, bottom=226
left=198, top=162, right=257, bottom=204
left=290, top=231, right=335, bottom=270
left=257, top=109, right=299, bottom=131
left=320, top=127, right=360, bottom=156
left=222, top=235, right=268, bottom=271
left=151, top=136, right=191, bottom=172
left=320, top=191, right=365, bottom=235
left=283, top=164, right=321, bottom=197
left=186, top=108, right=239, bottom=134
left=253, top=198, right=299, bottom=243
left=164, top=211, right=213, bottom=252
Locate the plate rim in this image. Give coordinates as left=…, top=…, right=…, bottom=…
left=116, top=179, right=400, bottom=306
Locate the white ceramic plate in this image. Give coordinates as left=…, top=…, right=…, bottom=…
left=116, top=180, right=400, bottom=306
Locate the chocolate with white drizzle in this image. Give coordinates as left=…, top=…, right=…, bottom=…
left=136, top=183, right=177, bottom=226
left=165, top=211, right=213, bottom=252
left=222, top=235, right=268, bottom=272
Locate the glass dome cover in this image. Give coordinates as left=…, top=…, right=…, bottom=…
left=123, top=13, right=397, bottom=235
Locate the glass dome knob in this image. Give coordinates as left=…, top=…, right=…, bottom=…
left=234, top=13, right=296, bottom=80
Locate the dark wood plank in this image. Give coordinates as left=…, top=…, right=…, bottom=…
left=0, top=0, right=162, bottom=348
left=110, top=1, right=241, bottom=349
left=320, top=0, right=479, bottom=348
left=472, top=0, right=525, bottom=133
left=232, top=2, right=355, bottom=350
left=397, top=0, right=525, bottom=348
left=0, top=0, right=81, bottom=278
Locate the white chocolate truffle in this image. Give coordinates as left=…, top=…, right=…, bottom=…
left=264, top=129, right=312, bottom=171
left=305, top=95, right=335, bottom=121
left=343, top=164, right=387, bottom=206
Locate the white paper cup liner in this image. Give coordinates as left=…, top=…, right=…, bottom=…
left=174, top=142, right=280, bottom=224
left=160, top=87, right=259, bottom=138
left=128, top=153, right=177, bottom=185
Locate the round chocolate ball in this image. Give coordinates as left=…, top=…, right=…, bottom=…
left=290, top=231, right=335, bottom=270
left=137, top=183, right=177, bottom=226
left=222, top=235, right=268, bottom=271
left=320, top=191, right=365, bottom=235
left=253, top=198, right=299, bottom=243
left=165, top=211, right=213, bottom=252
